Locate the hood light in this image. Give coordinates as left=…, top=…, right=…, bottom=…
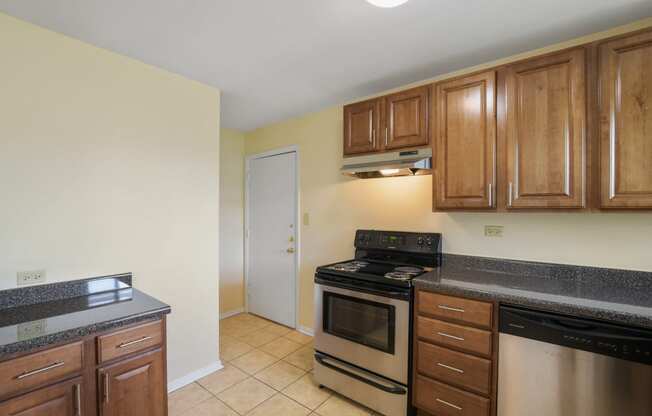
left=380, top=169, right=400, bottom=176
left=366, top=0, right=409, bottom=7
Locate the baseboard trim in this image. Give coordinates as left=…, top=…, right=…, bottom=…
left=168, top=361, right=223, bottom=393
left=297, top=325, right=314, bottom=337
left=220, top=308, right=245, bottom=319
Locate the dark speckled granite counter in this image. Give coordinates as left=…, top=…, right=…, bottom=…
left=415, top=255, right=652, bottom=329
left=0, top=273, right=170, bottom=359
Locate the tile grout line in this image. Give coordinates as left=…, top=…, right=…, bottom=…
left=215, top=313, right=320, bottom=415
left=189, top=381, right=242, bottom=416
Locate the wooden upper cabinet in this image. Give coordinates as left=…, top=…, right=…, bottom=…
left=504, top=48, right=587, bottom=209
left=384, top=86, right=429, bottom=150
left=99, top=349, right=165, bottom=416
left=599, top=31, right=652, bottom=208
left=343, top=99, right=380, bottom=155
left=434, top=71, right=496, bottom=210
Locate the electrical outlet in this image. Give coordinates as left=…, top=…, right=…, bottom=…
left=484, top=225, right=504, bottom=238
left=17, top=320, right=47, bottom=341
left=17, top=270, right=47, bottom=286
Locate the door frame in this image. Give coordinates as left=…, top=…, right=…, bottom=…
left=244, top=145, right=300, bottom=329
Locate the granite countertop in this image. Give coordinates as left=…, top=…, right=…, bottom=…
left=415, top=255, right=652, bottom=329
left=0, top=273, right=170, bottom=359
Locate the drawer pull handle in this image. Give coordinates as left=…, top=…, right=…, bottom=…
left=117, top=336, right=153, bottom=349
left=436, top=398, right=463, bottom=411
left=15, top=361, right=65, bottom=380
left=437, top=362, right=464, bottom=374
left=438, top=305, right=465, bottom=313
left=75, top=383, right=82, bottom=416
left=437, top=332, right=465, bottom=342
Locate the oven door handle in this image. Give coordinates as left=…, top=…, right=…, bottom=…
left=314, top=353, right=407, bottom=395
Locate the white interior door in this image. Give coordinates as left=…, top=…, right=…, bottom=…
left=247, top=151, right=297, bottom=327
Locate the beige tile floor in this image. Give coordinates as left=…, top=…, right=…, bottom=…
left=169, top=313, right=380, bottom=416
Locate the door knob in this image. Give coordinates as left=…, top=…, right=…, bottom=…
left=286, top=247, right=295, bottom=254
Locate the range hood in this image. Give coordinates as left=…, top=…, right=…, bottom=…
left=341, top=148, right=432, bottom=179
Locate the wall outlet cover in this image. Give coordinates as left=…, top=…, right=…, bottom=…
left=17, top=320, right=47, bottom=341
left=17, top=269, right=47, bottom=286
left=484, top=225, right=505, bottom=237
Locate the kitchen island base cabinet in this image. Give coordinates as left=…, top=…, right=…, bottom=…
left=0, top=317, right=168, bottom=416
left=99, top=349, right=165, bottom=416
left=0, top=378, right=82, bottom=416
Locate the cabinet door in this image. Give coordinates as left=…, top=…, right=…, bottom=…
left=434, top=71, right=496, bottom=209
left=505, top=48, right=586, bottom=208
left=0, top=378, right=82, bottom=416
left=99, top=349, right=165, bottom=416
left=385, top=86, right=429, bottom=150
left=599, top=31, right=652, bottom=208
left=343, top=99, right=380, bottom=155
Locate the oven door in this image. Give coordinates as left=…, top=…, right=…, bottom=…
left=314, top=277, right=410, bottom=384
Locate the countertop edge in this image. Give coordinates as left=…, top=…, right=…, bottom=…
left=414, top=280, right=652, bottom=330
left=0, top=305, right=171, bottom=360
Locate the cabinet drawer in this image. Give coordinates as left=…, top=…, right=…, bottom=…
left=415, top=375, right=490, bottom=416
left=0, top=342, right=83, bottom=399
left=417, top=317, right=492, bottom=357
left=98, top=320, right=162, bottom=363
left=418, top=292, right=493, bottom=329
left=417, top=342, right=491, bottom=396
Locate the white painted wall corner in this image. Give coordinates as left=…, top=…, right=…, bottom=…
left=220, top=308, right=245, bottom=320
left=168, top=361, right=223, bottom=393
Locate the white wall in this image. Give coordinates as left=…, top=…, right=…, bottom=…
left=219, top=129, right=246, bottom=316
left=0, top=13, right=221, bottom=386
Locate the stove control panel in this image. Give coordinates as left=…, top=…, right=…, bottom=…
left=355, top=230, right=441, bottom=254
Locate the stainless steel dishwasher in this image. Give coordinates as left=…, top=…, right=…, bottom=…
left=498, top=305, right=652, bottom=416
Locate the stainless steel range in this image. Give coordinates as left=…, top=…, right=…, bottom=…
left=314, top=230, right=441, bottom=416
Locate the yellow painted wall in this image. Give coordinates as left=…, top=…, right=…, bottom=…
left=245, top=17, right=652, bottom=330
left=0, top=13, right=221, bottom=386
left=220, top=128, right=246, bottom=315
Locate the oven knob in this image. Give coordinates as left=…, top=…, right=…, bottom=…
left=417, top=237, right=424, bottom=246
left=426, top=238, right=432, bottom=246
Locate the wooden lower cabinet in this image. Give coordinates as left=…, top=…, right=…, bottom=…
left=99, top=349, right=165, bottom=416
left=0, top=318, right=167, bottom=416
left=414, top=290, right=497, bottom=416
left=415, top=376, right=490, bottom=416
left=0, top=378, right=82, bottom=416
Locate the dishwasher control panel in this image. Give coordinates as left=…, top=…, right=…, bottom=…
left=501, top=305, right=652, bottom=365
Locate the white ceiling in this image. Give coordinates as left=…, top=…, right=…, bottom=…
left=1, top=1, right=651, bottom=131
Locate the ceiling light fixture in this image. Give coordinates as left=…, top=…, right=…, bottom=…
left=366, top=0, right=409, bottom=8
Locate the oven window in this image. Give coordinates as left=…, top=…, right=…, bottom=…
left=323, top=292, right=395, bottom=354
